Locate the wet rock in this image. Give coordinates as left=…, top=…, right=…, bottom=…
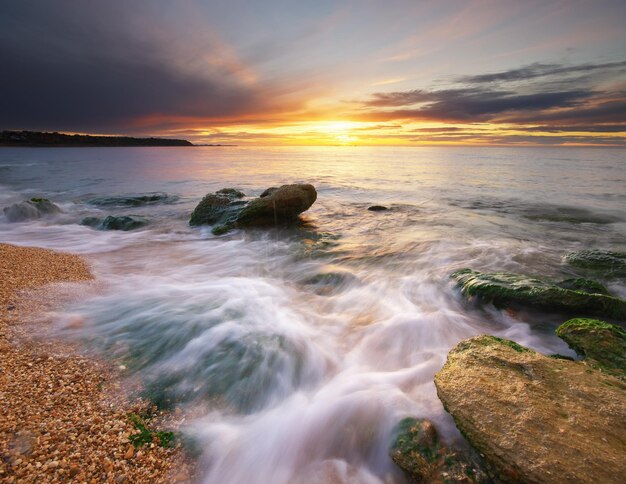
left=435, top=335, right=626, bottom=483
left=556, top=318, right=625, bottom=377
left=191, top=184, right=317, bottom=234
left=390, top=417, right=487, bottom=483
left=216, top=188, right=245, bottom=199
left=556, top=277, right=609, bottom=295
left=565, top=249, right=626, bottom=277
left=451, top=268, right=626, bottom=320
left=368, top=205, right=389, bottom=211
left=81, top=215, right=148, bottom=231
left=3, top=198, right=62, bottom=222
left=87, top=193, right=176, bottom=207
left=188, top=193, right=242, bottom=227
left=236, top=183, right=317, bottom=228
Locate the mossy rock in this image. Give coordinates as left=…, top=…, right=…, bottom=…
left=435, top=335, right=626, bottom=483
left=451, top=268, right=626, bottom=320
left=565, top=249, right=626, bottom=277
left=389, top=417, right=487, bottom=483
left=189, top=193, right=243, bottom=226
left=128, top=414, right=175, bottom=448
left=556, top=318, right=625, bottom=377
left=556, top=278, right=609, bottom=295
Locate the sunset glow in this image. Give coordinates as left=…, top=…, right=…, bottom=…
left=1, top=1, right=625, bottom=146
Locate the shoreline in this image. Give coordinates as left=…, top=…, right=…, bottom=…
left=0, top=243, right=195, bottom=482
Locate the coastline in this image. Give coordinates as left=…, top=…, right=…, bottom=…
left=0, top=244, right=194, bottom=482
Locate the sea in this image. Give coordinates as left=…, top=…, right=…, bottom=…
left=1, top=146, right=625, bottom=483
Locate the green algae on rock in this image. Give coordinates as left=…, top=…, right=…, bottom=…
left=451, top=268, right=626, bottom=320
left=435, top=335, right=626, bottom=483
left=389, top=417, right=487, bottom=483
left=556, top=318, right=625, bottom=377
left=565, top=249, right=626, bottom=277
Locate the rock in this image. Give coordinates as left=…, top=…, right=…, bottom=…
left=81, top=215, right=148, bottom=231
left=3, top=198, right=62, bottom=222
left=451, top=268, right=626, bottom=320
left=565, top=249, right=626, bottom=277
left=389, top=417, right=487, bottom=483
left=435, top=335, right=626, bottom=483
left=87, top=193, right=176, bottom=207
left=368, top=205, right=389, bottom=211
left=556, top=318, right=625, bottom=377
left=556, top=277, right=610, bottom=295
left=190, top=184, right=317, bottom=234
left=216, top=188, right=245, bottom=199
left=236, top=184, right=317, bottom=227
left=188, top=193, right=245, bottom=227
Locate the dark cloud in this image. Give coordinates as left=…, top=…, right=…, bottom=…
left=359, top=88, right=593, bottom=122
left=0, top=1, right=284, bottom=133
left=460, top=61, right=626, bottom=84
left=356, top=59, right=626, bottom=145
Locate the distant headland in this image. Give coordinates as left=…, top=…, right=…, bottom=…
left=0, top=130, right=194, bottom=147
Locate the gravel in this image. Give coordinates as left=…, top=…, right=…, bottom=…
left=0, top=244, right=196, bottom=482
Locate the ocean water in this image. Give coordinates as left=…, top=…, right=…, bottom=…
left=1, top=146, right=625, bottom=483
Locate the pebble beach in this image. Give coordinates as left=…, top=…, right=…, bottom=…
left=0, top=243, right=194, bottom=483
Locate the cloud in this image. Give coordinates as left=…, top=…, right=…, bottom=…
left=460, top=61, right=626, bottom=84
left=0, top=1, right=299, bottom=133
left=352, top=59, right=626, bottom=145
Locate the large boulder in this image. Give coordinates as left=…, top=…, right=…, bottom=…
left=565, top=249, right=626, bottom=278
left=189, top=184, right=317, bottom=234
left=556, top=318, right=625, bottom=378
left=451, top=268, right=626, bottom=320
left=81, top=215, right=148, bottom=231
left=3, top=198, right=62, bottom=222
left=435, top=335, right=626, bottom=483
left=389, top=417, right=487, bottom=483
left=235, top=184, right=317, bottom=227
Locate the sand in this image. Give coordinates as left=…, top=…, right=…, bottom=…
left=0, top=243, right=195, bottom=483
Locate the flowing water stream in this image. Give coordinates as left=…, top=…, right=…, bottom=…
left=1, top=146, right=625, bottom=482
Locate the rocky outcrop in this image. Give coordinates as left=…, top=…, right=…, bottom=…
left=435, top=335, right=626, bottom=483
left=190, top=184, right=317, bottom=234
left=81, top=215, right=148, bottom=231
left=3, top=198, right=62, bottom=222
left=565, top=249, right=626, bottom=278
left=451, top=269, right=626, bottom=319
left=556, top=318, right=625, bottom=377
left=389, top=417, right=487, bottom=483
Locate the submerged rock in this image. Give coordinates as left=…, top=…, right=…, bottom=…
left=451, top=268, right=626, bottom=319
left=556, top=318, right=625, bottom=377
left=190, top=184, right=317, bottom=234
left=87, top=193, right=176, bottom=207
left=565, top=249, right=626, bottom=277
left=3, top=198, right=62, bottom=222
left=368, top=205, right=389, bottom=211
left=389, top=417, right=487, bottom=483
left=81, top=215, right=148, bottom=231
left=435, top=335, right=626, bottom=483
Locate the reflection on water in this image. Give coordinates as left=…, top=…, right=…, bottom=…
left=1, top=146, right=625, bottom=483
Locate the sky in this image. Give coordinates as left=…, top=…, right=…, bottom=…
left=1, top=0, right=626, bottom=146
